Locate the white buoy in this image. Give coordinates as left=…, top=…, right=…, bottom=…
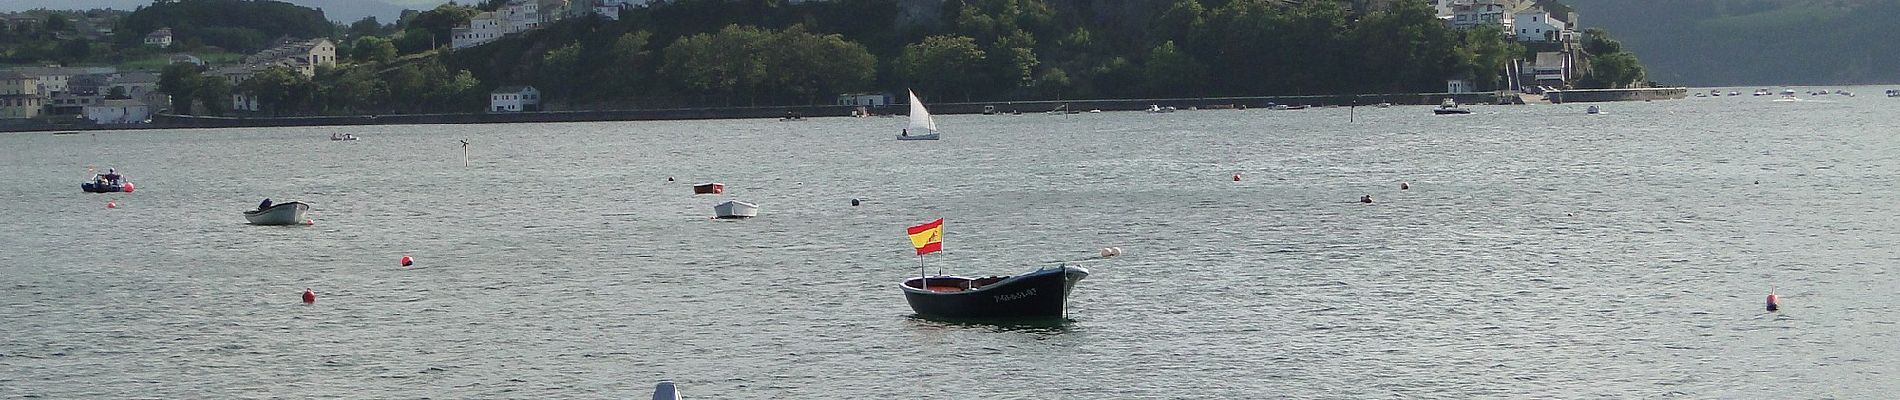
left=1100, top=247, right=1123, bottom=257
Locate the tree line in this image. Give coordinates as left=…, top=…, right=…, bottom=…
left=144, top=0, right=1650, bottom=116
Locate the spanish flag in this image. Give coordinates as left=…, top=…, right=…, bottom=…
left=907, top=218, right=943, bottom=255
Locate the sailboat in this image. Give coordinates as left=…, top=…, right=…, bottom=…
left=898, top=90, right=940, bottom=140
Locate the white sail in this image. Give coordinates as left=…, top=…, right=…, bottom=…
left=908, top=90, right=936, bottom=133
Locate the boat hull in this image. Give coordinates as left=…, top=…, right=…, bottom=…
left=80, top=182, right=128, bottom=193
left=693, top=183, right=724, bottom=194
left=1433, top=109, right=1471, bottom=115
left=900, top=266, right=1088, bottom=320
left=897, top=133, right=939, bottom=140
left=713, top=200, right=759, bottom=219
left=243, top=202, right=309, bottom=225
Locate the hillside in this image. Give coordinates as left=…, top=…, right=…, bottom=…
left=1563, top=0, right=1900, bottom=86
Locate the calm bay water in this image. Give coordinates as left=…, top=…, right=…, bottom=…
left=3, top=89, right=1898, bottom=398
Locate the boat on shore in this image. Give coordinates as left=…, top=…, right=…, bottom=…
left=898, top=90, right=940, bottom=140
left=901, top=265, right=1090, bottom=320
left=713, top=200, right=758, bottom=219
left=244, top=202, right=310, bottom=225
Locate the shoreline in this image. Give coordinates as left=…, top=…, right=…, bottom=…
left=0, top=89, right=1686, bottom=133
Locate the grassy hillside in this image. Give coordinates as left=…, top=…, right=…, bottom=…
left=1563, top=0, right=1900, bottom=86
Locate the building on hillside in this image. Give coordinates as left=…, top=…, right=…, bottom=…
left=1520, top=51, right=1573, bottom=89
left=453, top=0, right=564, bottom=49
left=109, top=72, right=168, bottom=111
left=835, top=93, right=892, bottom=107
left=47, top=92, right=102, bottom=117
left=1, top=71, right=45, bottom=119
left=590, top=0, right=655, bottom=20
left=1512, top=7, right=1574, bottom=42
left=242, top=38, right=337, bottom=75
left=84, top=99, right=153, bottom=124
left=1449, top=0, right=1525, bottom=30
left=170, top=54, right=205, bottom=67
left=145, top=28, right=173, bottom=47
left=490, top=86, right=541, bottom=112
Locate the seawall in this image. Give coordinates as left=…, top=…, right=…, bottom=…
left=4, top=92, right=1521, bottom=133
left=1543, top=87, right=1689, bottom=104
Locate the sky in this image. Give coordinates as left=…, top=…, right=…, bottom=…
left=0, top=0, right=455, bottom=23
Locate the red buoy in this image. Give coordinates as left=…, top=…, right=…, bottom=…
left=106, top=201, right=117, bottom=209
left=1232, top=172, right=1242, bottom=182
left=302, top=288, right=316, bottom=304
left=400, top=255, right=414, bottom=267
left=304, top=219, right=315, bottom=225
left=122, top=182, right=134, bottom=192
left=1766, top=292, right=1780, bottom=312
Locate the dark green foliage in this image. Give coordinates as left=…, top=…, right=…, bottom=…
left=117, top=0, right=335, bottom=53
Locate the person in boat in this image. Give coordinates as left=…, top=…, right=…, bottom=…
left=258, top=198, right=273, bottom=210
left=101, top=168, right=122, bottom=184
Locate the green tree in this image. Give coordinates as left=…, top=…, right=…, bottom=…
left=1142, top=40, right=1205, bottom=97
left=765, top=25, right=878, bottom=103
left=158, top=63, right=203, bottom=114
left=196, top=77, right=232, bottom=116
left=660, top=25, right=773, bottom=103
left=896, top=35, right=987, bottom=100
left=239, top=66, right=314, bottom=115
left=348, top=16, right=386, bottom=38
left=352, top=36, right=398, bottom=64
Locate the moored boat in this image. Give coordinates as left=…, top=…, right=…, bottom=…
left=1586, top=105, right=1601, bottom=115
left=244, top=202, right=310, bottom=225
left=900, top=265, right=1089, bottom=320
left=692, top=183, right=724, bottom=194
left=81, top=169, right=133, bottom=193
left=713, top=200, right=758, bottom=219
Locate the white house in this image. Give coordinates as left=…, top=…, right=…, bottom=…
left=1449, top=0, right=1524, bottom=30
left=490, top=86, right=541, bottom=112
left=144, top=28, right=172, bottom=47
left=835, top=92, right=891, bottom=106
left=84, top=99, right=152, bottom=124
left=1446, top=79, right=1474, bottom=94
left=593, top=0, right=655, bottom=20
left=1513, top=8, right=1570, bottom=42
left=453, top=0, right=555, bottom=49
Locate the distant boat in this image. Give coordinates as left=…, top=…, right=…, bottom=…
left=330, top=133, right=358, bottom=141
left=1145, top=105, right=1175, bottom=113
left=1754, top=89, right=1770, bottom=96
left=898, top=90, right=939, bottom=140
left=902, top=266, right=1090, bottom=320
left=1586, top=105, right=1601, bottom=115
left=81, top=173, right=133, bottom=193
left=652, top=380, right=682, bottom=400
left=713, top=200, right=758, bottom=219
left=692, top=183, right=724, bottom=195
left=244, top=202, right=309, bottom=225
left=1729, top=91, right=1739, bottom=96
left=1887, top=89, right=1899, bottom=97
left=1433, top=99, right=1471, bottom=115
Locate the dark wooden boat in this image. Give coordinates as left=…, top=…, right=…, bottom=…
left=899, top=265, right=1088, bottom=320
left=692, top=182, right=724, bottom=194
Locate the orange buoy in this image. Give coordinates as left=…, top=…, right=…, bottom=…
left=1766, top=292, right=1780, bottom=312
left=302, top=288, right=316, bottom=304
left=400, top=255, right=414, bottom=267
left=106, top=201, right=117, bottom=209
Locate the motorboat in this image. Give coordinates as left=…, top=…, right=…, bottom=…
left=897, top=90, right=940, bottom=140
left=1145, top=105, right=1175, bottom=113
left=899, top=265, right=1089, bottom=320
left=1586, top=105, right=1601, bottom=115
left=244, top=202, right=310, bottom=225
left=330, top=133, right=358, bottom=141
left=692, top=183, right=724, bottom=194
left=712, top=200, right=758, bottom=219
left=652, top=380, right=681, bottom=400
left=81, top=172, right=134, bottom=193
left=1754, top=89, right=1770, bottom=96
left=1729, top=91, right=1740, bottom=96
left=1433, top=99, right=1471, bottom=115
left=1887, top=89, right=1899, bottom=97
